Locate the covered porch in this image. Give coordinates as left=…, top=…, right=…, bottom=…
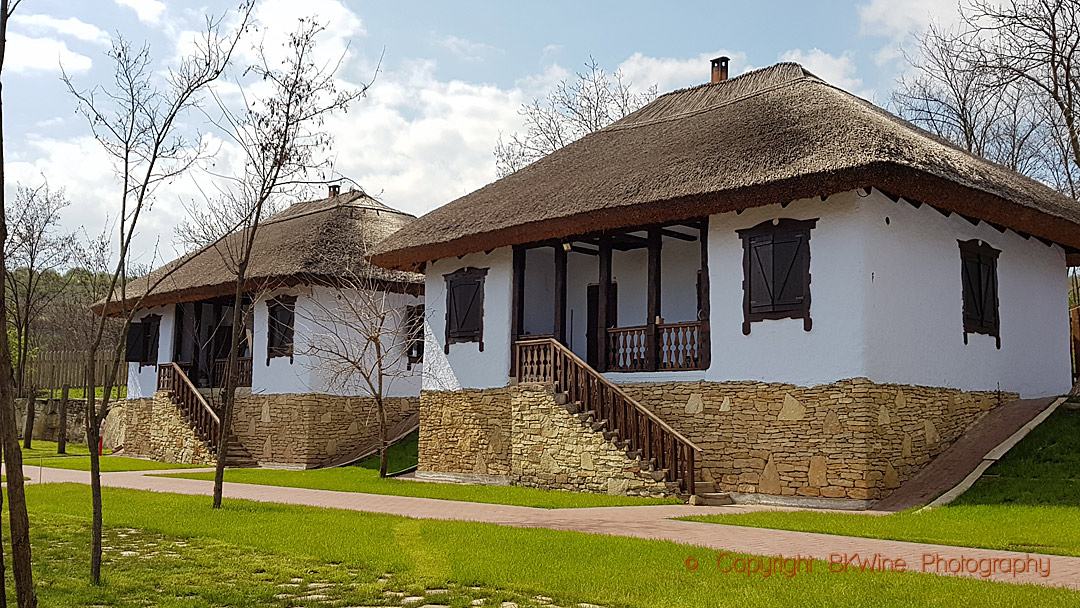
left=168, top=297, right=254, bottom=389
left=511, top=219, right=710, bottom=374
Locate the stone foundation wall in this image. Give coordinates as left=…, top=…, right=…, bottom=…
left=16, top=397, right=87, bottom=444
left=418, top=388, right=513, bottom=477
left=114, top=396, right=216, bottom=465
left=113, top=392, right=419, bottom=468
left=619, top=378, right=1013, bottom=501
left=230, top=393, right=419, bottom=467
left=419, top=385, right=673, bottom=497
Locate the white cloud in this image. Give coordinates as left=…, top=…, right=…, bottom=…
left=437, top=35, right=499, bottom=62
left=616, top=50, right=749, bottom=93
left=114, top=0, right=167, bottom=25
left=779, top=48, right=874, bottom=100
left=10, top=14, right=110, bottom=46
left=857, top=0, right=970, bottom=65
left=5, top=34, right=92, bottom=74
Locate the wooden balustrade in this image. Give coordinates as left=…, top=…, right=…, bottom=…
left=210, top=357, right=253, bottom=389
left=606, top=321, right=704, bottom=372
left=157, top=363, right=221, bottom=452
left=515, top=338, right=700, bottom=495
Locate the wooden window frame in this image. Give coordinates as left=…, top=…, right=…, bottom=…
left=958, top=239, right=1001, bottom=348
left=444, top=267, right=487, bottom=353
left=266, top=295, right=297, bottom=364
left=737, top=218, right=817, bottom=335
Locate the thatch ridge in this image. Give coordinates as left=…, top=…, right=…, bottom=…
left=370, top=62, right=1080, bottom=270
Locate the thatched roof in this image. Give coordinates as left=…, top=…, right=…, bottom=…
left=96, top=190, right=422, bottom=315
left=371, top=62, right=1080, bottom=270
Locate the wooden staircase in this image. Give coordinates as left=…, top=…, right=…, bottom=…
left=156, top=363, right=257, bottom=467
left=515, top=338, right=703, bottom=497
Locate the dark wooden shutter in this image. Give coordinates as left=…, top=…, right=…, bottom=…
left=738, top=218, right=817, bottom=334
left=143, top=315, right=161, bottom=365
left=958, top=239, right=1001, bottom=346
left=266, top=296, right=297, bottom=361
left=747, top=235, right=774, bottom=313
left=444, top=267, right=488, bottom=351
left=125, top=323, right=145, bottom=362
left=772, top=233, right=807, bottom=312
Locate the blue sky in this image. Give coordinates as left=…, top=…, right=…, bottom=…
left=3, top=0, right=959, bottom=261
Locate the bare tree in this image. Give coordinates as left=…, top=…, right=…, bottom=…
left=5, top=182, right=76, bottom=404
left=0, top=0, right=38, bottom=605
left=495, top=57, right=656, bottom=177
left=300, top=222, right=423, bottom=477
left=176, top=16, right=367, bottom=508
left=63, top=7, right=251, bottom=584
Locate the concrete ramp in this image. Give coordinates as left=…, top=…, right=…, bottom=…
left=874, top=397, right=1058, bottom=512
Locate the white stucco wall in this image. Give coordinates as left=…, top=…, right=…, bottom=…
left=126, top=305, right=175, bottom=399
left=860, top=190, right=1071, bottom=397
left=424, top=248, right=513, bottom=390
left=424, top=189, right=1071, bottom=398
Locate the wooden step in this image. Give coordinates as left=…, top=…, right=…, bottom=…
left=689, top=492, right=734, bottom=506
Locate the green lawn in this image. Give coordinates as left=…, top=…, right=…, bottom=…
left=28, top=455, right=201, bottom=472
left=43, top=385, right=126, bottom=400
left=16, top=483, right=1078, bottom=607
left=682, top=406, right=1080, bottom=557
left=162, top=466, right=681, bottom=509
left=19, top=440, right=111, bottom=459
left=163, top=428, right=679, bottom=509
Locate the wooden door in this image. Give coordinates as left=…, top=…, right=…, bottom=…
left=586, top=282, right=617, bottom=368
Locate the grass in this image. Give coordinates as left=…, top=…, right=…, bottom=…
left=682, top=406, right=1080, bottom=557
left=162, top=428, right=679, bottom=509
left=162, top=467, right=681, bottom=509
left=28, top=455, right=201, bottom=472
left=19, top=440, right=111, bottom=459
left=17, top=483, right=1079, bottom=607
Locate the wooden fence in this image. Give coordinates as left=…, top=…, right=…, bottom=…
left=24, top=350, right=129, bottom=396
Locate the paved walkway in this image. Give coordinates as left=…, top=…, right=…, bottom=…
left=17, top=465, right=1080, bottom=591
left=875, top=397, right=1057, bottom=512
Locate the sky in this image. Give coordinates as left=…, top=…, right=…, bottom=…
left=2, top=0, right=967, bottom=265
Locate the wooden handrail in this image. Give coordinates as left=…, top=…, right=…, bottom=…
left=515, top=337, right=700, bottom=495
left=157, top=363, right=221, bottom=454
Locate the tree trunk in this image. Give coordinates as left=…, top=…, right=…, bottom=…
left=213, top=274, right=248, bottom=508
left=0, top=439, right=8, bottom=608
left=20, top=394, right=33, bottom=449
left=377, top=396, right=387, bottom=478
left=86, top=414, right=103, bottom=585
left=0, top=0, right=39, bottom=603
left=57, top=385, right=69, bottom=454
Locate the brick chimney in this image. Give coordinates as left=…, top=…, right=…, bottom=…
left=711, top=56, right=729, bottom=83
left=328, top=184, right=341, bottom=197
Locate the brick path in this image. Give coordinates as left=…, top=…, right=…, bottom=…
left=16, top=464, right=1080, bottom=591
left=875, top=397, right=1056, bottom=511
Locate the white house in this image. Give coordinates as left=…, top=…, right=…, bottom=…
left=371, top=60, right=1080, bottom=505
left=101, top=188, right=424, bottom=468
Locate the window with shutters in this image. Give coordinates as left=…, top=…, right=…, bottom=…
left=266, top=295, right=296, bottom=363
left=958, top=239, right=1001, bottom=348
left=125, top=314, right=161, bottom=367
left=444, top=267, right=487, bottom=353
left=737, top=218, right=817, bottom=334
left=405, top=304, right=425, bottom=368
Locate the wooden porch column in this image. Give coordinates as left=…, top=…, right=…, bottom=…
left=597, top=235, right=612, bottom=372
left=646, top=228, right=662, bottom=372
left=698, top=218, right=711, bottom=370
left=554, top=244, right=568, bottom=344
left=510, top=246, right=526, bottom=377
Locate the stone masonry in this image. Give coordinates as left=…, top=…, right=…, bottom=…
left=619, top=377, right=1012, bottom=501
left=419, top=385, right=673, bottom=497
left=230, top=393, right=418, bottom=468
left=113, top=392, right=419, bottom=467
left=420, top=377, right=1014, bottom=501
